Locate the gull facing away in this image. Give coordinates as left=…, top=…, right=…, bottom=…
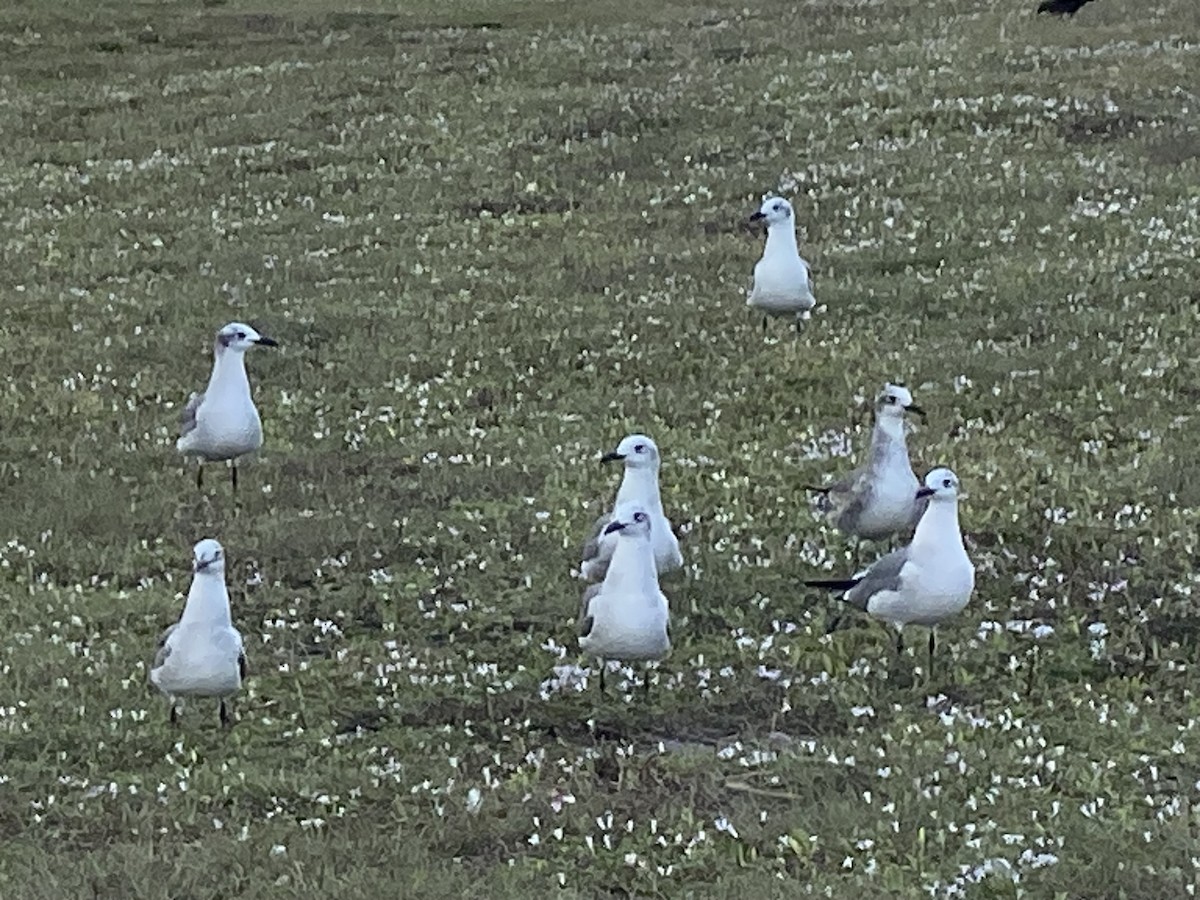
left=747, top=196, right=816, bottom=331
left=177, top=321, right=278, bottom=493
left=578, top=507, right=671, bottom=694
left=804, top=468, right=975, bottom=672
left=579, top=434, right=683, bottom=583
left=807, top=383, right=927, bottom=544
left=149, top=539, right=247, bottom=727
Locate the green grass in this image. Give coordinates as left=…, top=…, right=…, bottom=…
left=2, top=0, right=1200, bottom=896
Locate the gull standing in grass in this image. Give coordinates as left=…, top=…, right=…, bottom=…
left=177, top=321, right=278, bottom=494
left=807, top=383, right=927, bottom=546
left=747, top=196, right=816, bottom=332
left=578, top=434, right=683, bottom=582
left=578, top=507, right=670, bottom=694
left=804, top=468, right=974, bottom=673
left=149, top=539, right=247, bottom=727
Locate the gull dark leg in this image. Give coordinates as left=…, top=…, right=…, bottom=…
left=170, top=704, right=179, bottom=726
left=643, top=667, right=651, bottom=698
left=895, top=629, right=904, bottom=656
left=762, top=316, right=768, bottom=333
left=231, top=463, right=239, bottom=494
left=220, top=699, right=231, bottom=728
left=196, top=464, right=203, bottom=490
left=927, top=630, right=936, bottom=678
left=599, top=665, right=606, bottom=694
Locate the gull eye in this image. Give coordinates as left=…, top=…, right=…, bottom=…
left=237, top=331, right=247, bottom=340
left=886, top=395, right=897, bottom=404
left=943, top=478, right=953, bottom=489
left=634, top=444, right=646, bottom=453
left=635, top=512, right=647, bottom=523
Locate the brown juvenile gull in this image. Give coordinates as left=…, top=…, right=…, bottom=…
left=807, top=383, right=927, bottom=543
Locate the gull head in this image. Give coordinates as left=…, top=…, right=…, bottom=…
left=603, top=507, right=652, bottom=538
left=877, top=382, right=925, bottom=420
left=192, top=538, right=226, bottom=575
left=216, top=322, right=279, bottom=354
left=748, top=196, right=794, bottom=229
left=600, top=434, right=661, bottom=470
left=916, top=467, right=960, bottom=502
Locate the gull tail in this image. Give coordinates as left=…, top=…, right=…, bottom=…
left=804, top=577, right=862, bottom=592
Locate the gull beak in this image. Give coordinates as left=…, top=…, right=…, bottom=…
left=603, top=520, right=626, bottom=535
left=748, top=211, right=766, bottom=223
left=194, top=556, right=213, bottom=573
left=915, top=486, right=936, bottom=500
left=600, top=451, right=625, bottom=464
left=255, top=336, right=279, bottom=347
left=906, top=404, right=927, bottom=421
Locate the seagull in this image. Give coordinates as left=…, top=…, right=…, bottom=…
left=804, top=467, right=975, bottom=673
left=579, top=434, right=683, bottom=582
left=150, top=539, right=247, bottom=727
left=177, top=321, right=278, bottom=493
left=578, top=507, right=671, bottom=694
left=747, top=196, right=816, bottom=332
left=807, top=383, right=927, bottom=547
left=1037, top=0, right=1094, bottom=16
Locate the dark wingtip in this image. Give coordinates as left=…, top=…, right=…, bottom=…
left=804, top=577, right=862, bottom=592
left=804, top=484, right=832, bottom=494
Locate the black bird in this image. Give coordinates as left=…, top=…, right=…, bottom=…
left=1037, top=0, right=1095, bottom=16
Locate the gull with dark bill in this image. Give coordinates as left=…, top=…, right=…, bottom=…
left=578, top=434, right=683, bottom=582
left=804, top=468, right=974, bottom=673
left=747, top=196, right=816, bottom=332
left=807, top=383, right=927, bottom=546
left=150, top=539, right=247, bottom=727
left=177, top=321, right=278, bottom=494
left=578, top=506, right=671, bottom=694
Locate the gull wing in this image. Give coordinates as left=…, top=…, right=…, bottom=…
left=844, top=547, right=910, bottom=611
left=578, top=583, right=603, bottom=639
left=179, top=391, right=204, bottom=437
left=150, top=623, right=178, bottom=676
left=579, top=512, right=614, bottom=581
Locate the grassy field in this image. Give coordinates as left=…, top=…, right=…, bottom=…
left=2, top=0, right=1200, bottom=895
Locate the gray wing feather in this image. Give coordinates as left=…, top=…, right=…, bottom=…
left=150, top=623, right=178, bottom=673
left=844, top=547, right=910, bottom=610
left=179, top=391, right=203, bottom=437
left=813, top=466, right=867, bottom=518
left=580, top=513, right=610, bottom=562
left=578, top=584, right=602, bottom=639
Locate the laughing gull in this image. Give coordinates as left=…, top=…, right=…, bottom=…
left=805, top=467, right=975, bottom=672
left=177, top=322, right=278, bottom=493
left=807, top=383, right=927, bottom=544
left=578, top=507, right=671, bottom=694
left=747, top=196, right=816, bottom=331
left=149, top=539, right=247, bottom=727
left=578, top=434, right=683, bottom=582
